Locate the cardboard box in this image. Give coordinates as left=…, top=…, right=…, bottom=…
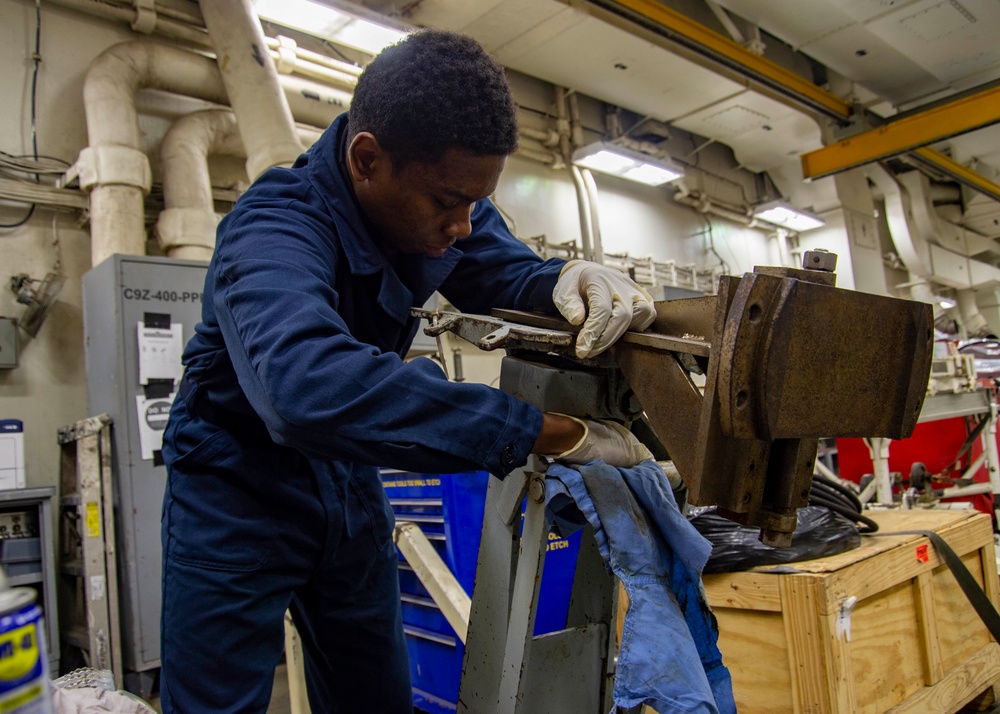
left=704, top=509, right=1000, bottom=714
left=0, top=420, right=25, bottom=490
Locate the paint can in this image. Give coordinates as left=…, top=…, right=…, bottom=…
left=0, top=585, right=52, bottom=714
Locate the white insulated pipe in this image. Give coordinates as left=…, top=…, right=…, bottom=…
left=556, top=87, right=594, bottom=262
left=279, top=74, right=351, bottom=129
left=958, top=290, right=991, bottom=337
left=82, top=40, right=230, bottom=264
left=570, top=166, right=595, bottom=262
left=580, top=168, right=605, bottom=264
left=200, top=0, right=303, bottom=181
left=519, top=126, right=560, bottom=148
left=80, top=40, right=345, bottom=265
left=515, top=145, right=561, bottom=167
left=157, top=110, right=322, bottom=260
left=46, top=0, right=361, bottom=94
left=266, top=36, right=359, bottom=91
left=157, top=109, right=242, bottom=260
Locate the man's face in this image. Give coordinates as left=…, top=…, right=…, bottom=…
left=348, top=133, right=506, bottom=258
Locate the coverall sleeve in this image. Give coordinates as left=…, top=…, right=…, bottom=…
left=439, top=199, right=566, bottom=314
left=211, top=195, right=542, bottom=477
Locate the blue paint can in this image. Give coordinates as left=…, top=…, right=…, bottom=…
left=0, top=587, right=52, bottom=713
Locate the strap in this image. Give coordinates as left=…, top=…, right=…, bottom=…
left=955, top=416, right=989, bottom=463
left=872, top=529, right=1000, bottom=642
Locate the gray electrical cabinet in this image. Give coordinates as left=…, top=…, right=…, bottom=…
left=82, top=255, right=208, bottom=679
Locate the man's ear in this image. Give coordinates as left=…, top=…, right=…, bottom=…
left=347, top=132, right=386, bottom=183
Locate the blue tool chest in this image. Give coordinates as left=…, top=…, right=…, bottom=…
left=382, top=470, right=582, bottom=714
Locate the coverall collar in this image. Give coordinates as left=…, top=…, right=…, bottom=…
left=307, top=114, right=461, bottom=323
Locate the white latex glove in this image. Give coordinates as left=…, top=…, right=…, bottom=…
left=549, top=415, right=653, bottom=468
left=553, top=260, right=656, bottom=359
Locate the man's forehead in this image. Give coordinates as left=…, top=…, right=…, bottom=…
left=411, top=149, right=506, bottom=198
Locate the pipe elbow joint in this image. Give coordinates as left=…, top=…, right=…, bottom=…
left=156, top=207, right=219, bottom=256
left=69, top=145, right=152, bottom=193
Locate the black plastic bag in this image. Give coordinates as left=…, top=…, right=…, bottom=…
left=690, top=506, right=861, bottom=574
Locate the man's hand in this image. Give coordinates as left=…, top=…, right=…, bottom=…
left=553, top=260, right=656, bottom=359
left=541, top=414, right=653, bottom=468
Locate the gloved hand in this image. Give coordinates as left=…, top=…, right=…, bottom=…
left=549, top=415, right=653, bottom=468
left=553, top=260, right=656, bottom=359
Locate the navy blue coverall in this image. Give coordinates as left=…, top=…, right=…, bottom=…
left=160, top=114, right=565, bottom=713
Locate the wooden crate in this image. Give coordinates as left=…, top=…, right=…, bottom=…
left=703, top=509, right=1000, bottom=714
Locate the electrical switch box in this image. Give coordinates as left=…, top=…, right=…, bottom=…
left=83, top=255, right=208, bottom=677
left=0, top=318, right=17, bottom=368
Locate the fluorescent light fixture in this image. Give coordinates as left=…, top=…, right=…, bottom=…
left=937, top=296, right=957, bottom=309
left=254, top=0, right=408, bottom=55
left=333, top=20, right=406, bottom=55
left=752, top=201, right=825, bottom=232
left=572, top=142, right=683, bottom=186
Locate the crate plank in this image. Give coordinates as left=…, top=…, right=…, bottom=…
left=703, top=571, right=781, bottom=612
left=850, top=580, right=926, bottom=711
left=714, top=609, right=793, bottom=713
left=886, top=644, right=1000, bottom=714
left=915, top=571, right=944, bottom=685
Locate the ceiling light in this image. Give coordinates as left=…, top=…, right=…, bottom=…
left=752, top=201, right=825, bottom=232
left=572, top=142, right=683, bottom=186
left=254, top=0, right=408, bottom=55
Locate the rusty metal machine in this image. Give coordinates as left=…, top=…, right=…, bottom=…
left=409, top=251, right=933, bottom=713
left=418, top=251, right=933, bottom=546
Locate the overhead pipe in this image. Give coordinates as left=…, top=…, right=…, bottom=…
left=46, top=0, right=359, bottom=97
left=46, top=0, right=211, bottom=46
left=156, top=109, right=243, bottom=260
left=266, top=36, right=360, bottom=90
left=78, top=40, right=229, bottom=264
left=74, top=39, right=347, bottom=265
left=957, top=290, right=991, bottom=338
left=200, top=0, right=303, bottom=181
left=555, top=87, right=594, bottom=262
left=568, top=92, right=605, bottom=264
left=569, top=166, right=595, bottom=263
left=271, top=74, right=349, bottom=129
left=515, top=145, right=563, bottom=168
left=580, top=168, right=605, bottom=264
left=157, top=110, right=323, bottom=261
left=672, top=182, right=753, bottom=226
left=519, top=127, right=561, bottom=148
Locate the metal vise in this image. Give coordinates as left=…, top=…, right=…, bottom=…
left=417, top=252, right=933, bottom=546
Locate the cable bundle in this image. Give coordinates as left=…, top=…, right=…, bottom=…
left=809, top=473, right=879, bottom=534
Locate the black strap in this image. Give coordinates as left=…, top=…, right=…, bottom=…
left=955, top=416, right=989, bottom=463
left=871, top=529, right=1000, bottom=642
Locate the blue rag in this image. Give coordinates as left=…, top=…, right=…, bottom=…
left=545, top=460, right=736, bottom=714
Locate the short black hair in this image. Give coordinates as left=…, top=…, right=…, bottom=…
left=348, top=29, right=519, bottom=168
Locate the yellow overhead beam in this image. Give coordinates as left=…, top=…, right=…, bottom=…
left=801, top=85, right=1000, bottom=180
left=910, top=147, right=1000, bottom=204
left=598, top=0, right=852, bottom=120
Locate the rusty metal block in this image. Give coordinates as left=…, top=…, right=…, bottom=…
left=417, top=262, right=934, bottom=546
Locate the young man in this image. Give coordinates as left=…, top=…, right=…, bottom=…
left=160, top=29, right=654, bottom=713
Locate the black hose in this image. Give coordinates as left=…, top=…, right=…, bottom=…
left=810, top=473, right=879, bottom=534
